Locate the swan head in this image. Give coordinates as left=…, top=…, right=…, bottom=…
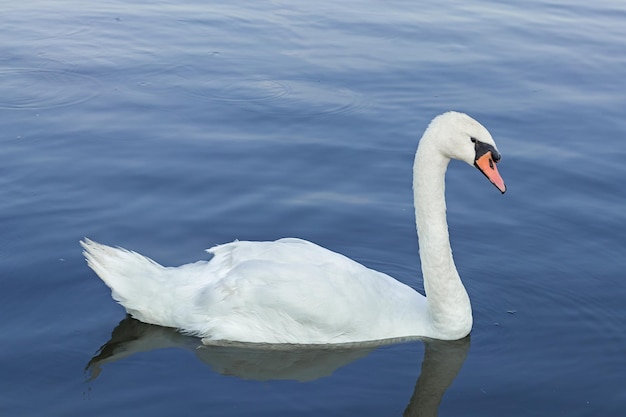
left=426, top=111, right=506, bottom=193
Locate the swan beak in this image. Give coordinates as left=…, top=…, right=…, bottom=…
left=475, top=152, right=506, bottom=194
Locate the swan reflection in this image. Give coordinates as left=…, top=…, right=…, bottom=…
left=87, top=316, right=470, bottom=414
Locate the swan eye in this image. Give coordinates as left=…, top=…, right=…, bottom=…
left=470, top=137, right=477, bottom=143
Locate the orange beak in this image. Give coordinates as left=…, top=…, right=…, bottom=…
left=475, top=151, right=506, bottom=193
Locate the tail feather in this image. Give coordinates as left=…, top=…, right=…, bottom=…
left=81, top=238, right=171, bottom=325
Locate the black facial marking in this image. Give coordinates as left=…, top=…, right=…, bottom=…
left=473, top=139, right=500, bottom=162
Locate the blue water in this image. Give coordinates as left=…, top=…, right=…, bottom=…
left=2, top=0, right=625, bottom=415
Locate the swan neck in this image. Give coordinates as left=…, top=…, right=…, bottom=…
left=413, top=137, right=472, bottom=339
left=413, top=142, right=453, bottom=277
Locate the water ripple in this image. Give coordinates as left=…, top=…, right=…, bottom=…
left=0, top=68, right=101, bottom=110
left=183, top=77, right=368, bottom=117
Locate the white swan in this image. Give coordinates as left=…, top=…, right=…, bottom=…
left=82, top=111, right=506, bottom=344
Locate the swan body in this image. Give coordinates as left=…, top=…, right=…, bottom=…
left=82, top=111, right=505, bottom=344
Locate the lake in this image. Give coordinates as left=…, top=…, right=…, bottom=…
left=1, top=0, right=625, bottom=415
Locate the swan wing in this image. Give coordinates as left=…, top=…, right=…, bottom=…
left=178, top=238, right=427, bottom=344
